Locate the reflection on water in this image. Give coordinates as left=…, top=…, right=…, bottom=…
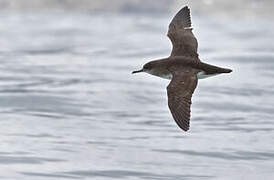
left=0, top=12, right=274, bottom=180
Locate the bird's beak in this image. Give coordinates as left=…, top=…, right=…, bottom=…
left=132, top=69, right=143, bottom=74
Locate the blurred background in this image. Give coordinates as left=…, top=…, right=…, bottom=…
left=0, top=0, right=274, bottom=17
left=0, top=0, right=273, bottom=16
left=0, top=0, right=274, bottom=180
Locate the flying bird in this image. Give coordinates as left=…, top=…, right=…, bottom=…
left=132, top=6, right=232, bottom=131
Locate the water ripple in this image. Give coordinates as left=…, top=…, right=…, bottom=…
left=153, top=149, right=274, bottom=161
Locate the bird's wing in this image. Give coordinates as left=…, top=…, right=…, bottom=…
left=167, top=6, right=199, bottom=58
left=167, top=67, right=198, bottom=131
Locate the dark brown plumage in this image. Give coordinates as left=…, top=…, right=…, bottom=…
left=168, top=6, right=198, bottom=58
left=132, top=6, right=232, bottom=132
left=167, top=66, right=198, bottom=131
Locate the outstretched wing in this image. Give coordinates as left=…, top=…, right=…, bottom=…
left=167, top=67, right=198, bottom=131
left=168, top=6, right=198, bottom=58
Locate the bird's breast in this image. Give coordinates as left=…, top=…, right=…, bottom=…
left=148, top=70, right=172, bottom=80
left=158, top=73, right=173, bottom=80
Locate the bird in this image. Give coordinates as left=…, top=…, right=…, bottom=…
left=132, top=6, right=232, bottom=132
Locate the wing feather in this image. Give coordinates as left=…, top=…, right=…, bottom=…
left=167, top=67, right=198, bottom=131
left=168, top=6, right=199, bottom=58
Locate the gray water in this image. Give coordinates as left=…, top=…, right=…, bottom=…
left=0, top=12, right=274, bottom=180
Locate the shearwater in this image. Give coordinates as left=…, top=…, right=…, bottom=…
left=132, top=6, right=232, bottom=132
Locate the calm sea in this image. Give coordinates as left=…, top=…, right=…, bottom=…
left=0, top=12, right=274, bottom=179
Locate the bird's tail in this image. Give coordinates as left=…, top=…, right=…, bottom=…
left=198, top=62, right=232, bottom=74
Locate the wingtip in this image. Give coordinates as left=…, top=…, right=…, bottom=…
left=183, top=5, right=190, bottom=11
left=169, top=5, right=192, bottom=29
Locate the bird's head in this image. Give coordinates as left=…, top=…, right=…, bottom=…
left=132, top=62, right=154, bottom=74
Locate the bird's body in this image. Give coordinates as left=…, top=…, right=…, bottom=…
left=143, top=56, right=231, bottom=80
left=132, top=6, right=232, bottom=132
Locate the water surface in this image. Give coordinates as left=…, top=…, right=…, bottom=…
left=0, top=12, right=274, bottom=179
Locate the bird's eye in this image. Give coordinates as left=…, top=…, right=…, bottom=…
left=143, top=64, right=151, bottom=70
